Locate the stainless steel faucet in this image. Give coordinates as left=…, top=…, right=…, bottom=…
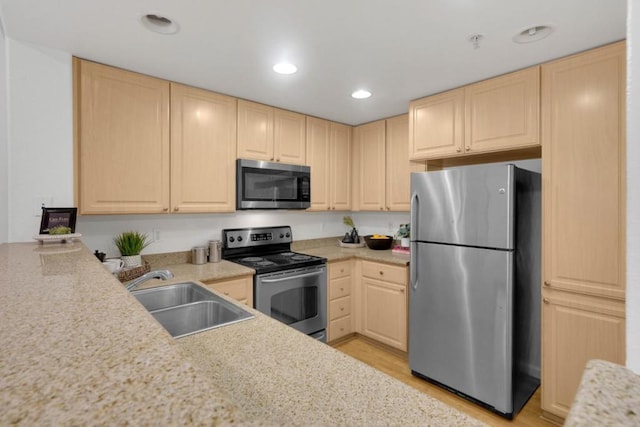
left=126, top=269, right=174, bottom=291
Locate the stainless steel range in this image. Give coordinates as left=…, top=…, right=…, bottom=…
left=222, top=226, right=327, bottom=342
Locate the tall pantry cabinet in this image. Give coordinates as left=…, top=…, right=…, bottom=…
left=541, top=41, right=626, bottom=422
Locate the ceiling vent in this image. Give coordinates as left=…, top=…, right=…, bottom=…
left=141, top=13, right=179, bottom=35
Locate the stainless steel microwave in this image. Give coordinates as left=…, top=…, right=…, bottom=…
left=236, top=159, right=311, bottom=210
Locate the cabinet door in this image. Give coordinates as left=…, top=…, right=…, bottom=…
left=329, top=122, right=352, bottom=211
left=385, top=115, right=425, bottom=211
left=361, top=276, right=407, bottom=351
left=354, top=120, right=386, bottom=211
left=170, top=83, right=236, bottom=213
left=464, top=66, right=539, bottom=153
left=409, top=88, right=464, bottom=160
left=542, top=290, right=625, bottom=419
left=75, top=59, right=170, bottom=214
left=306, top=117, right=331, bottom=211
left=237, top=100, right=274, bottom=161
left=274, top=109, right=306, bottom=164
left=542, top=42, right=626, bottom=300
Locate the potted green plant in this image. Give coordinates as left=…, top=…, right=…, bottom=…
left=113, top=231, right=151, bottom=268
left=396, top=223, right=410, bottom=248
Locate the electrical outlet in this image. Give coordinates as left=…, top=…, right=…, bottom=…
left=33, top=196, right=53, bottom=216
left=153, top=229, right=161, bottom=241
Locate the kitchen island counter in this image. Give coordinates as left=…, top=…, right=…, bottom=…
left=1, top=241, right=481, bottom=426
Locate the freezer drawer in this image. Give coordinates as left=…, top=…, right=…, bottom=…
left=409, top=242, right=514, bottom=414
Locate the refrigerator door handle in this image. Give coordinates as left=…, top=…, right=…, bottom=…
left=410, top=192, right=419, bottom=291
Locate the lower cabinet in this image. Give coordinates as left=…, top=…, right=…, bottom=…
left=328, top=260, right=354, bottom=341
left=203, top=275, right=253, bottom=307
left=541, top=289, right=625, bottom=420
left=358, top=261, right=408, bottom=351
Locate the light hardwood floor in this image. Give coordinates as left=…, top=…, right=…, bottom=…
left=332, top=336, right=556, bottom=427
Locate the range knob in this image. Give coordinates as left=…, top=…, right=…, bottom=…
left=237, top=236, right=243, bottom=242
left=285, top=232, right=290, bottom=238
left=229, top=236, right=235, bottom=243
left=279, top=233, right=284, bottom=238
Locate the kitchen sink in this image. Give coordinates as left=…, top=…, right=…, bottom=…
left=131, top=281, right=254, bottom=338
left=132, top=282, right=214, bottom=311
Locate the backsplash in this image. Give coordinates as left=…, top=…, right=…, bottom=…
left=79, top=210, right=409, bottom=258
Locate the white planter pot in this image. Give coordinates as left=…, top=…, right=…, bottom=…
left=121, top=255, right=142, bottom=268
left=401, top=238, right=410, bottom=248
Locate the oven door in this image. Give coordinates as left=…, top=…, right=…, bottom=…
left=255, top=265, right=327, bottom=335
left=236, top=159, right=310, bottom=210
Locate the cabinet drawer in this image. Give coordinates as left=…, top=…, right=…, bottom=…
left=329, top=276, right=351, bottom=300
left=361, top=261, right=407, bottom=285
left=329, top=260, right=352, bottom=280
left=205, top=276, right=252, bottom=303
left=329, top=315, right=353, bottom=341
left=330, top=296, right=351, bottom=320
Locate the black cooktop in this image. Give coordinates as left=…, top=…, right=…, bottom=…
left=226, top=251, right=326, bottom=274
left=221, top=226, right=326, bottom=274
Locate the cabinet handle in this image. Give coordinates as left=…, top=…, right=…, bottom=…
left=340, top=269, right=344, bottom=273
left=380, top=207, right=384, bottom=211
left=543, top=298, right=550, bottom=304
left=163, top=208, right=169, bottom=212
left=401, top=288, right=405, bottom=293
left=332, top=207, right=336, bottom=210
left=340, top=327, right=344, bottom=331
left=379, top=271, right=384, bottom=276
left=340, top=307, right=344, bottom=311
left=270, top=157, right=274, bottom=161
left=276, top=158, right=280, bottom=162
left=340, top=287, right=344, bottom=292
left=174, top=207, right=179, bottom=212
left=386, top=207, right=390, bottom=211
left=544, top=281, right=551, bottom=286
left=224, top=292, right=229, bottom=296
left=327, top=207, right=331, bottom=210
left=465, top=146, right=471, bottom=151
left=456, top=148, right=461, bottom=153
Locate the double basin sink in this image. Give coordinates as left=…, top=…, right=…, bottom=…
left=131, top=282, right=254, bottom=338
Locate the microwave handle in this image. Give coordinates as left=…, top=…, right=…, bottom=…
left=261, top=270, right=323, bottom=283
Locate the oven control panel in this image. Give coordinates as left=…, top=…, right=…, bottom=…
left=222, top=226, right=292, bottom=249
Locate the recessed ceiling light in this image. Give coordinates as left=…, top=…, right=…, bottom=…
left=351, top=89, right=372, bottom=99
left=273, top=63, right=298, bottom=75
left=141, top=13, right=179, bottom=35
left=513, top=25, right=554, bottom=44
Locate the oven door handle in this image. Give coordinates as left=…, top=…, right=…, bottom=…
left=261, top=270, right=323, bottom=283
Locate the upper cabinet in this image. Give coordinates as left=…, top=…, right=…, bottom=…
left=170, top=83, right=237, bottom=213
left=354, top=115, right=424, bottom=211
left=306, top=117, right=352, bottom=211
left=409, top=66, right=540, bottom=160
left=75, top=59, right=236, bottom=214
left=237, top=100, right=306, bottom=165
left=74, top=59, right=171, bottom=214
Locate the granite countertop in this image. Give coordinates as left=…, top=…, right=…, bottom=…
left=1, top=240, right=481, bottom=425
left=565, top=359, right=640, bottom=426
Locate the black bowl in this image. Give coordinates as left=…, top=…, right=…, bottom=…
left=363, top=235, right=394, bottom=250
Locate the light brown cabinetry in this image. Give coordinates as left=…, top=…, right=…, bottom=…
left=306, top=117, right=352, bottom=211
left=353, top=115, right=424, bottom=212
left=170, top=83, right=236, bottom=213
left=237, top=100, right=306, bottom=164
left=203, top=275, right=253, bottom=307
left=328, top=260, right=354, bottom=342
left=74, top=58, right=170, bottom=214
left=358, top=261, right=408, bottom=351
left=541, top=290, right=625, bottom=419
left=541, top=41, right=626, bottom=421
left=409, top=66, right=539, bottom=161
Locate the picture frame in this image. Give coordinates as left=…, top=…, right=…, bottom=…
left=39, top=207, right=78, bottom=235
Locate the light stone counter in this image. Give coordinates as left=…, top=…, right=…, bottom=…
left=0, top=242, right=251, bottom=425
left=1, top=241, right=481, bottom=426
left=565, top=359, right=640, bottom=426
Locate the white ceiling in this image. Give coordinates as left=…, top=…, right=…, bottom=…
left=0, top=0, right=627, bottom=125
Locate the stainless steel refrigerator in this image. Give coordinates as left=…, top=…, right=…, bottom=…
left=409, top=163, right=540, bottom=419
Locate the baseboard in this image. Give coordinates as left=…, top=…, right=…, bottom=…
left=540, top=410, right=564, bottom=426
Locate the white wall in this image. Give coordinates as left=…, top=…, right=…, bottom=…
left=0, top=22, right=8, bottom=243
left=627, top=1, right=640, bottom=373
left=6, top=39, right=73, bottom=242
